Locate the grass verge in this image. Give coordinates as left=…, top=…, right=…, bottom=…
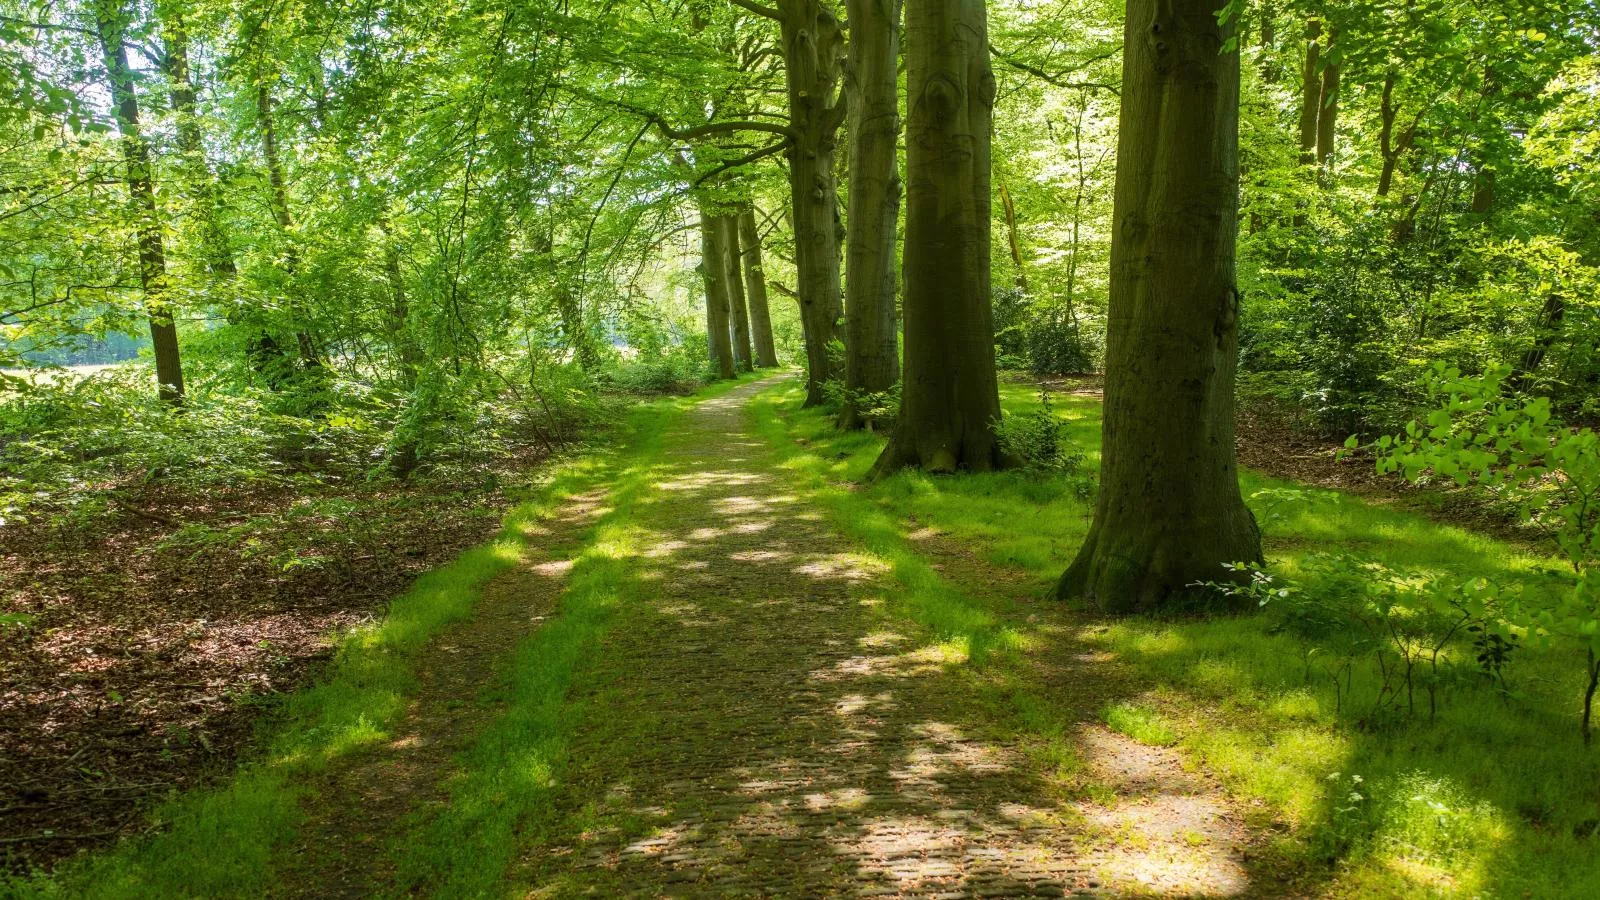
left=2, top=376, right=760, bottom=900
left=748, top=377, right=1600, bottom=898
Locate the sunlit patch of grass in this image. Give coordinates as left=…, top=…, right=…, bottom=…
left=749, top=377, right=1600, bottom=898
left=1101, top=701, right=1178, bottom=747
left=5, top=375, right=762, bottom=900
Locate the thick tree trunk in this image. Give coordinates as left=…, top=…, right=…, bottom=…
left=1057, top=0, right=1262, bottom=612
left=737, top=207, right=780, bottom=367
left=700, top=212, right=737, bottom=380
left=1296, top=19, right=1321, bottom=164
left=721, top=216, right=755, bottom=372
left=778, top=0, right=848, bottom=406
left=96, top=1, right=184, bottom=405
left=870, top=0, right=1007, bottom=476
left=841, top=0, right=903, bottom=430
left=1315, top=28, right=1341, bottom=168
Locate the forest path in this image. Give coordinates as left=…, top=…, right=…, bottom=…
left=516, top=378, right=1266, bottom=898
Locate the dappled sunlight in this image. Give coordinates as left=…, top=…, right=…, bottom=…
left=520, top=379, right=1261, bottom=897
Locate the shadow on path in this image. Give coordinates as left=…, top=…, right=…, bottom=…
left=522, top=381, right=1263, bottom=898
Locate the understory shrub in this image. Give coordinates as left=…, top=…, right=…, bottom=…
left=994, top=389, right=1091, bottom=495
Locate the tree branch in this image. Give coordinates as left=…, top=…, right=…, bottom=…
left=693, top=139, right=792, bottom=186
left=990, top=44, right=1121, bottom=95
left=727, top=0, right=782, bottom=21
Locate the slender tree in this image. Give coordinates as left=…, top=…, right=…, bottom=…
left=1057, top=0, right=1262, bottom=611
left=737, top=205, right=780, bottom=367
left=1316, top=26, right=1341, bottom=168
left=869, top=0, right=1007, bottom=475
left=1296, top=18, right=1322, bottom=163
left=840, top=0, right=903, bottom=430
left=700, top=211, right=737, bottom=379
left=94, top=0, right=185, bottom=404
left=721, top=215, right=756, bottom=371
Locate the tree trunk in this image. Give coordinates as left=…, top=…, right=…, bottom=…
left=256, top=81, right=323, bottom=369
left=700, top=211, right=737, bottom=380
left=721, top=215, right=755, bottom=372
left=1296, top=18, right=1321, bottom=164
left=841, top=0, right=903, bottom=430
left=1315, top=28, right=1340, bottom=168
left=1470, top=167, right=1496, bottom=215
left=1510, top=291, right=1566, bottom=393
left=1377, top=71, right=1400, bottom=198
left=870, top=0, right=1007, bottom=476
left=160, top=8, right=234, bottom=279
left=1057, top=0, right=1262, bottom=612
left=737, top=206, right=780, bottom=367
left=777, top=0, right=848, bottom=406
left=95, top=1, right=184, bottom=405
left=1258, top=2, right=1277, bottom=85
left=998, top=179, right=1026, bottom=290
left=379, top=217, right=423, bottom=388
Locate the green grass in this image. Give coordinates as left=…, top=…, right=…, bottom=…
left=1101, top=701, right=1178, bottom=747
left=2, top=375, right=762, bottom=900
left=746, top=377, right=1600, bottom=899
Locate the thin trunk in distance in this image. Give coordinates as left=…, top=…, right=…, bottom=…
left=737, top=206, right=780, bottom=367
left=95, top=0, right=185, bottom=405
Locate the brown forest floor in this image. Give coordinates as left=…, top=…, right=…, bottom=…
left=0, top=463, right=539, bottom=873
left=1023, top=374, right=1544, bottom=547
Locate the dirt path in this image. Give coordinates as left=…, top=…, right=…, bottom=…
left=517, top=380, right=1268, bottom=897
left=274, top=490, right=611, bottom=898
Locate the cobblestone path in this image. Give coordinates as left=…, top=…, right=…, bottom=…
left=520, top=380, right=1258, bottom=898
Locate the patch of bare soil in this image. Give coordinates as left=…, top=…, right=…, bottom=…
left=0, top=464, right=539, bottom=875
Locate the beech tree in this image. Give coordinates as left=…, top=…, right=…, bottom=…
left=721, top=215, right=756, bottom=370
left=700, top=212, right=738, bottom=379
left=735, top=0, right=849, bottom=405
left=736, top=206, right=781, bottom=367
left=839, top=0, right=903, bottom=429
left=870, top=0, right=1009, bottom=475
left=94, top=0, right=184, bottom=404
left=1057, top=0, right=1262, bottom=611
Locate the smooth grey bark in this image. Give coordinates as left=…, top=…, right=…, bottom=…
left=840, top=0, right=903, bottom=430
left=776, top=0, right=848, bottom=406
left=737, top=207, right=780, bottom=367
left=721, top=215, right=755, bottom=372
left=95, top=0, right=184, bottom=405
left=700, top=211, right=737, bottom=380
left=870, top=0, right=1008, bottom=476
left=1057, top=0, right=1262, bottom=612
